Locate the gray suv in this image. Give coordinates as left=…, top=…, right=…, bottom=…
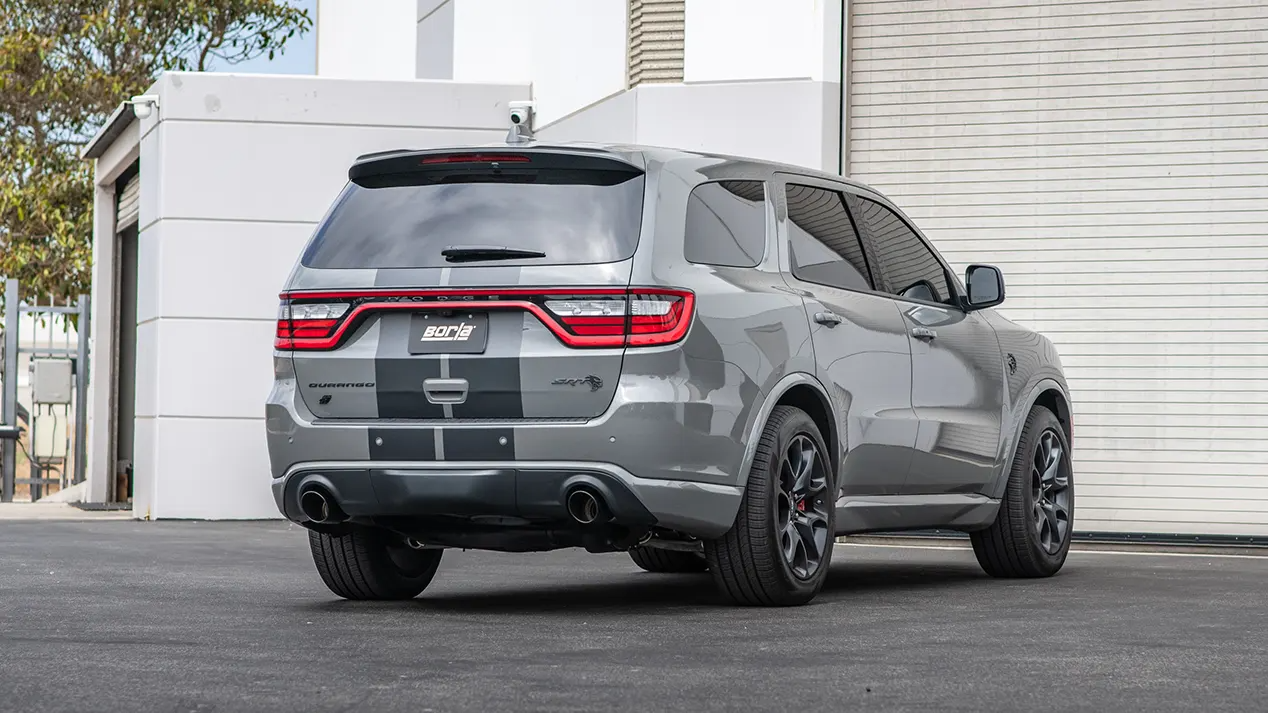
left=266, top=142, right=1074, bottom=606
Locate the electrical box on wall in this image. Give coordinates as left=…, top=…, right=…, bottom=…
left=31, top=359, right=73, bottom=405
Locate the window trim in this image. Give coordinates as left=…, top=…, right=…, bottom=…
left=849, top=190, right=967, bottom=312
left=773, top=172, right=968, bottom=312
left=780, top=179, right=877, bottom=294
left=683, top=179, right=770, bottom=269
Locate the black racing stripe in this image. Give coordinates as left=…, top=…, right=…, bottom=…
left=375, top=357, right=445, bottom=418
left=368, top=428, right=436, bottom=461
left=449, top=357, right=523, bottom=419
left=443, top=428, right=515, bottom=461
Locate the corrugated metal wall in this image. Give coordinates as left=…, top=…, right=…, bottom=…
left=849, top=0, right=1268, bottom=537
left=628, top=0, right=685, bottom=86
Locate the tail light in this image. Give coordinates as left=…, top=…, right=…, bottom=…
left=275, top=302, right=349, bottom=349
left=543, top=292, right=691, bottom=347
left=275, top=288, right=693, bottom=351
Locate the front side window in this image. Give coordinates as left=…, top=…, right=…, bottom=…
left=785, top=184, right=873, bottom=292
left=684, top=181, right=767, bottom=268
left=857, top=197, right=953, bottom=305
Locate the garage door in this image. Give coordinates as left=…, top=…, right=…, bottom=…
left=849, top=0, right=1268, bottom=538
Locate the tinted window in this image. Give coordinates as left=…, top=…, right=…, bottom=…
left=684, top=181, right=767, bottom=267
left=857, top=197, right=953, bottom=305
left=785, top=184, right=872, bottom=292
left=302, top=170, right=645, bottom=268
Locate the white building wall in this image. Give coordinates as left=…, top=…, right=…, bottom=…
left=539, top=80, right=840, bottom=172
left=684, top=0, right=842, bottom=83
left=124, top=73, right=528, bottom=518
left=416, top=0, right=627, bottom=125
left=849, top=0, right=1268, bottom=537
left=317, top=0, right=417, bottom=79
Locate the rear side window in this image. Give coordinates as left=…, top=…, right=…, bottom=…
left=302, top=168, right=645, bottom=269
left=684, top=180, right=767, bottom=268
left=785, top=184, right=873, bottom=292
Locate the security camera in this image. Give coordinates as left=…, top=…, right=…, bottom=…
left=508, top=101, right=535, bottom=127
left=130, top=94, right=159, bottom=119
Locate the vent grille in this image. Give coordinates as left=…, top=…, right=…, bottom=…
left=628, top=0, right=685, bottom=86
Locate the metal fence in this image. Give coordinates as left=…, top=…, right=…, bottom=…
left=1, top=278, right=91, bottom=502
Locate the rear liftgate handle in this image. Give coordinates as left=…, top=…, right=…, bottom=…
left=423, top=378, right=469, bottom=405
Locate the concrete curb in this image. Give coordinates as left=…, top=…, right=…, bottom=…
left=0, top=503, right=133, bottom=521
left=841, top=534, right=1268, bottom=558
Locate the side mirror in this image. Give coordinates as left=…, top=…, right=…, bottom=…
left=965, top=264, right=1005, bottom=310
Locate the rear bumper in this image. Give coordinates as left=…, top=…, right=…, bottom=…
left=273, top=461, right=742, bottom=538
left=266, top=360, right=758, bottom=538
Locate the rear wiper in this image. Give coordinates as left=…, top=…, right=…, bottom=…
left=441, top=246, right=547, bottom=263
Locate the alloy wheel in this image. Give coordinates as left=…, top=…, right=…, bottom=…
left=776, top=434, right=831, bottom=580
left=1030, top=429, right=1071, bottom=554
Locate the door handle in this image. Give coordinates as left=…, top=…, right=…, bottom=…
left=911, top=327, right=937, bottom=340
left=423, top=378, right=469, bottom=404
left=814, top=311, right=843, bottom=326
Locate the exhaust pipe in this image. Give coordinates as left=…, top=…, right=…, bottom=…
left=299, top=487, right=345, bottom=524
left=566, top=488, right=606, bottom=525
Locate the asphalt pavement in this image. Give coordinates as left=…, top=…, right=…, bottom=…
left=1, top=520, right=1266, bottom=712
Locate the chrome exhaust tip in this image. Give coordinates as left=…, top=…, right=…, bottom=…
left=566, top=488, right=605, bottom=525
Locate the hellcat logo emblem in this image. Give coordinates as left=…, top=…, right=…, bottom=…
left=420, top=323, right=476, bottom=342
left=552, top=375, right=604, bottom=392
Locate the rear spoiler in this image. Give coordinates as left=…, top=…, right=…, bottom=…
left=348, top=147, right=643, bottom=184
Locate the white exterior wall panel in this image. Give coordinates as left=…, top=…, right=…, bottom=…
left=850, top=0, right=1268, bottom=537
left=122, top=73, right=528, bottom=519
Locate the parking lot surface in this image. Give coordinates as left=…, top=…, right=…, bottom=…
left=2, top=521, right=1266, bottom=712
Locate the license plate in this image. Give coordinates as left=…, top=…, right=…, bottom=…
left=408, top=313, right=489, bottom=354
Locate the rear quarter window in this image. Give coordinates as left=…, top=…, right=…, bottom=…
left=302, top=168, right=645, bottom=269
left=683, top=180, right=767, bottom=268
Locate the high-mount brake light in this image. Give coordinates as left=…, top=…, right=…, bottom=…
left=419, top=153, right=531, bottom=165
left=274, top=288, right=693, bottom=351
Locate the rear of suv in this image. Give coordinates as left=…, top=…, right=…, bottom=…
left=268, top=142, right=1075, bottom=606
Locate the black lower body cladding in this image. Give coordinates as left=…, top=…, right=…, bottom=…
left=274, top=466, right=656, bottom=527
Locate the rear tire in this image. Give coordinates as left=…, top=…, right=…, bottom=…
left=705, top=405, right=835, bottom=606
left=308, top=526, right=443, bottom=600
left=971, top=405, right=1073, bottom=578
left=628, top=546, right=708, bottom=573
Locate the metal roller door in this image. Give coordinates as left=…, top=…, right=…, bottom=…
left=116, top=172, right=140, bottom=230
left=849, top=0, right=1268, bottom=538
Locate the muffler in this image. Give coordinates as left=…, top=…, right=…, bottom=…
left=299, top=486, right=346, bottom=524
left=566, top=488, right=608, bottom=525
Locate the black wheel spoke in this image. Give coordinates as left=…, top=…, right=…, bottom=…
left=1031, top=429, right=1073, bottom=556
left=781, top=522, right=799, bottom=563
left=780, top=457, right=797, bottom=493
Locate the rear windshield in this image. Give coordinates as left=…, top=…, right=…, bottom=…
left=301, top=169, right=646, bottom=269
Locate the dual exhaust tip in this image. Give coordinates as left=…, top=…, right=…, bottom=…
left=299, top=483, right=610, bottom=527
left=299, top=487, right=346, bottom=525
left=566, top=487, right=609, bottom=526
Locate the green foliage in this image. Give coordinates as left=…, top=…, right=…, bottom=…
left=0, top=0, right=312, bottom=301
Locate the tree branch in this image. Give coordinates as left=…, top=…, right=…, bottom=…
left=197, top=17, right=228, bottom=72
